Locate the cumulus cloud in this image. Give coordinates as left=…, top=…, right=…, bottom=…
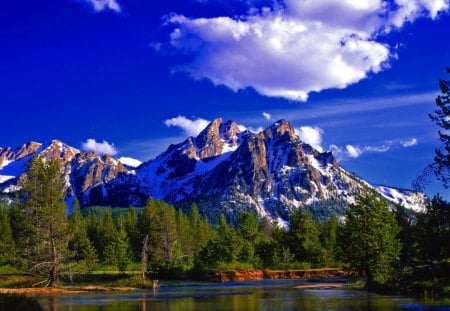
left=262, top=112, right=272, bottom=120
left=82, top=139, right=118, bottom=155
left=330, top=138, right=418, bottom=159
left=77, top=0, right=121, bottom=12
left=164, top=0, right=449, bottom=100
left=164, top=115, right=210, bottom=137
left=296, top=126, right=324, bottom=152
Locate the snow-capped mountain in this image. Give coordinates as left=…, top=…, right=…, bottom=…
left=0, top=119, right=425, bottom=221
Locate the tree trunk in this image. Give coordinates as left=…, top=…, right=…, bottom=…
left=46, top=234, right=60, bottom=287
left=141, top=234, right=149, bottom=280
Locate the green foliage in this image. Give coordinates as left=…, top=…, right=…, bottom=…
left=19, top=157, right=70, bottom=287
left=342, top=191, right=401, bottom=286
left=124, top=207, right=141, bottom=261
left=394, top=204, right=417, bottom=266
left=320, top=214, right=340, bottom=266
left=289, top=210, right=324, bottom=265
left=429, top=67, right=450, bottom=187
left=114, top=215, right=132, bottom=273
left=415, top=194, right=450, bottom=263
left=0, top=204, right=17, bottom=266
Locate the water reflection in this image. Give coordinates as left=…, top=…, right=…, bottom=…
left=35, top=279, right=450, bottom=311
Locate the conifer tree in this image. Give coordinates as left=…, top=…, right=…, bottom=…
left=342, top=191, right=401, bottom=286
left=430, top=67, right=450, bottom=187
left=20, top=157, right=70, bottom=287
left=140, top=199, right=162, bottom=270
left=289, top=210, right=324, bottom=264
left=0, top=204, right=16, bottom=266
left=114, top=215, right=132, bottom=273
left=124, top=207, right=141, bottom=261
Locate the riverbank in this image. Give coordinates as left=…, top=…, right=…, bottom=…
left=0, top=286, right=136, bottom=296
left=203, top=268, right=351, bottom=282
left=0, top=268, right=351, bottom=294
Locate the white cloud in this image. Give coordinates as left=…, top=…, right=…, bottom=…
left=296, top=126, right=324, bottom=152
left=331, top=137, right=418, bottom=160
left=401, top=138, right=418, bottom=147
left=81, top=139, right=118, bottom=155
left=262, top=112, right=272, bottom=120
left=78, top=0, right=121, bottom=12
left=119, top=157, right=142, bottom=168
left=346, top=145, right=363, bottom=158
left=164, top=115, right=210, bottom=137
left=164, top=0, right=449, bottom=101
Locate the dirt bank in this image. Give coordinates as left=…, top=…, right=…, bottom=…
left=207, top=268, right=351, bottom=282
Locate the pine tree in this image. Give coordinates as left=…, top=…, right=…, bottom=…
left=114, top=215, right=132, bottom=273
left=124, top=207, right=141, bottom=261
left=320, top=215, right=340, bottom=266
left=416, top=195, right=450, bottom=263
left=68, top=199, right=96, bottom=263
left=140, top=199, right=162, bottom=270
left=289, top=210, right=324, bottom=265
left=158, top=202, right=180, bottom=268
left=342, top=191, right=401, bottom=286
left=0, top=204, right=16, bottom=266
left=99, top=210, right=118, bottom=265
left=20, top=157, right=70, bottom=287
left=429, top=67, right=450, bottom=187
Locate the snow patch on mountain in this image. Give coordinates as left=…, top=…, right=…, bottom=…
left=374, top=185, right=425, bottom=212
left=119, top=157, right=142, bottom=168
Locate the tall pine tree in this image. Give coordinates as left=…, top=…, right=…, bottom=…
left=20, top=157, right=70, bottom=287
left=342, top=191, right=400, bottom=286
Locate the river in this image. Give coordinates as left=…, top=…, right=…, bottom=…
left=36, top=279, right=449, bottom=311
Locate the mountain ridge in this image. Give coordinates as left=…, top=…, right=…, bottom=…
left=0, top=119, right=425, bottom=221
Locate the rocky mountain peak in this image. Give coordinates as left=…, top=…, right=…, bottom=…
left=195, top=118, right=226, bottom=159
left=40, top=140, right=80, bottom=163
left=219, top=120, right=241, bottom=145
left=16, top=141, right=42, bottom=159
left=264, top=119, right=296, bottom=142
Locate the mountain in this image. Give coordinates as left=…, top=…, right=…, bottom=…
left=0, top=119, right=425, bottom=221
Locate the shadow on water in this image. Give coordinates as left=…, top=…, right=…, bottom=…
left=0, top=294, right=44, bottom=311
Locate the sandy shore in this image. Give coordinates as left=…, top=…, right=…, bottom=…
left=0, top=286, right=136, bottom=296
left=295, top=283, right=347, bottom=289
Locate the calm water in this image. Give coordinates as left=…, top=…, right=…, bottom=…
left=36, top=279, right=450, bottom=311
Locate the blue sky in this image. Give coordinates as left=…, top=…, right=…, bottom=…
left=1, top=0, right=449, bottom=198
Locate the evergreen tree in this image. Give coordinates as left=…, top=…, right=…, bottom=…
left=140, top=199, right=162, bottom=270
left=416, top=195, right=450, bottom=263
left=99, top=210, right=118, bottom=265
left=158, top=202, right=180, bottom=268
left=342, top=191, right=401, bottom=286
left=68, top=199, right=96, bottom=262
left=114, top=215, right=132, bottom=273
left=0, top=204, right=16, bottom=266
left=394, top=204, right=417, bottom=266
left=429, top=67, right=450, bottom=187
left=124, top=207, right=141, bottom=261
left=236, top=212, right=259, bottom=263
left=176, top=209, right=192, bottom=268
left=320, top=215, right=340, bottom=266
left=188, top=203, right=213, bottom=260
left=20, top=157, right=70, bottom=287
left=9, top=200, right=33, bottom=267
left=289, top=210, right=324, bottom=265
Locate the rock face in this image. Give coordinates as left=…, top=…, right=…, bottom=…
left=0, top=140, right=132, bottom=206
left=0, top=119, right=425, bottom=221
